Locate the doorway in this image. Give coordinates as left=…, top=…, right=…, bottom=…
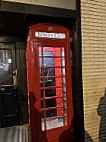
left=0, top=43, right=19, bottom=128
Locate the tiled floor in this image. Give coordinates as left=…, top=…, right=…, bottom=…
left=0, top=124, right=31, bottom=142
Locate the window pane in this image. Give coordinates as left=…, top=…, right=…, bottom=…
left=43, top=78, right=56, bottom=87
left=46, top=117, right=64, bottom=130
left=62, top=68, right=65, bottom=75
left=44, top=58, right=54, bottom=67
left=44, top=68, right=55, bottom=77
left=0, top=50, right=12, bottom=85
left=45, top=98, right=56, bottom=108
left=45, top=88, right=56, bottom=97
left=46, top=109, right=57, bottom=118
left=39, top=58, right=42, bottom=67
left=43, top=51, right=54, bottom=56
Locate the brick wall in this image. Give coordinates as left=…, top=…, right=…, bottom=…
left=81, top=0, right=106, bottom=142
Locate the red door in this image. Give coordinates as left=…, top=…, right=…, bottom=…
left=26, top=24, right=74, bottom=142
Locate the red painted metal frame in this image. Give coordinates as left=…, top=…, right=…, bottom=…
left=26, top=24, right=74, bottom=142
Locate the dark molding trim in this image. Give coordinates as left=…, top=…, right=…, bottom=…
left=0, top=36, right=26, bottom=43
left=0, top=1, right=78, bottom=18
left=74, top=0, right=84, bottom=142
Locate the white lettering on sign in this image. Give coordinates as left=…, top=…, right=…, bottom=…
left=35, top=32, right=66, bottom=39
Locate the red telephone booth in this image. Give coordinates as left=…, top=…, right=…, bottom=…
left=26, top=24, right=74, bottom=142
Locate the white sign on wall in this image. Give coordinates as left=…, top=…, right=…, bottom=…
left=2, top=0, right=76, bottom=10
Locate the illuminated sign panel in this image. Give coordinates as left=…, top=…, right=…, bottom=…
left=35, top=32, right=66, bottom=39
left=2, top=0, right=76, bottom=10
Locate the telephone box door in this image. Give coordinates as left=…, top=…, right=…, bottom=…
left=26, top=24, right=74, bottom=142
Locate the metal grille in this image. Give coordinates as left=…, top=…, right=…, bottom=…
left=39, top=46, right=67, bottom=131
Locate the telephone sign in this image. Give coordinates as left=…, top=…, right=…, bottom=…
left=35, top=32, right=66, bottom=39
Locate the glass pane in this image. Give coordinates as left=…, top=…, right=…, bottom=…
left=64, top=100, right=67, bottom=106
left=45, top=88, right=56, bottom=97
left=0, top=50, right=12, bottom=85
left=44, top=58, right=54, bottom=67
left=46, top=98, right=56, bottom=108
left=43, top=51, right=54, bottom=56
left=46, top=109, right=57, bottom=118
left=40, top=77, right=64, bottom=88
left=44, top=68, right=55, bottom=77
left=46, top=109, right=64, bottom=130
left=41, top=121, right=45, bottom=131
left=39, top=50, right=42, bottom=56
left=64, top=108, right=67, bottom=115
left=62, top=68, right=65, bottom=75
left=41, top=90, right=43, bottom=98
left=63, top=92, right=66, bottom=96
left=40, top=79, right=43, bottom=87
left=44, top=78, right=55, bottom=87
left=39, top=58, right=42, bottom=67
left=41, top=111, right=45, bottom=131
left=41, top=111, right=44, bottom=119
left=40, top=68, right=55, bottom=77
left=43, top=57, right=64, bottom=67
left=41, top=100, right=43, bottom=108
left=40, top=69, right=42, bottom=77
left=46, top=118, right=64, bottom=130
left=63, top=77, right=66, bottom=83
left=63, top=87, right=66, bottom=92
left=62, top=51, right=65, bottom=56
left=43, top=47, right=62, bottom=57
left=62, top=58, right=65, bottom=66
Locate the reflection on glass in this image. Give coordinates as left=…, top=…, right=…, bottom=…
left=45, top=88, right=56, bottom=97
left=62, top=68, right=65, bottom=75
left=64, top=108, right=67, bottom=115
left=40, top=68, right=55, bottom=77
left=44, top=58, right=54, bottom=67
left=41, top=77, right=65, bottom=88
left=0, top=50, right=12, bottom=85
left=46, top=109, right=57, bottom=118
left=44, top=68, right=55, bottom=77
left=39, top=58, right=42, bottom=67
left=63, top=92, right=66, bottom=96
left=43, top=51, right=54, bottom=56
left=46, top=117, right=64, bottom=130
left=62, top=50, right=65, bottom=56
left=45, top=98, right=56, bottom=108
left=41, top=111, right=45, bottom=131
left=63, top=77, right=66, bottom=83
left=45, top=78, right=55, bottom=87
left=64, top=100, right=67, bottom=106
left=62, top=58, right=65, bottom=66
left=39, top=51, right=41, bottom=56
left=63, top=87, right=66, bottom=92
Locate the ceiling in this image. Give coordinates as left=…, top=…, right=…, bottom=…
left=0, top=11, right=75, bottom=40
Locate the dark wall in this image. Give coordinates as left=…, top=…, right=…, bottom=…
left=16, top=42, right=28, bottom=124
